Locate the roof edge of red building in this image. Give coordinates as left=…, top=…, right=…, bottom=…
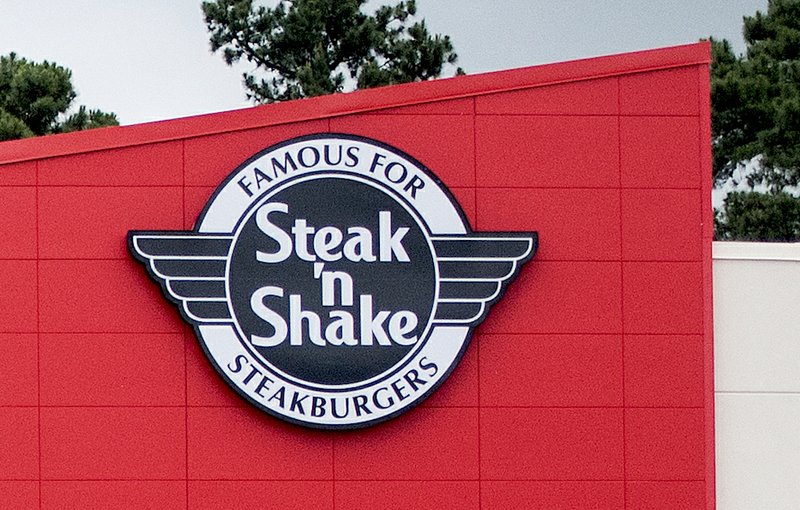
left=0, top=41, right=710, bottom=165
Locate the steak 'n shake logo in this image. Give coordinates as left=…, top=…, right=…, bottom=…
left=129, top=134, right=537, bottom=429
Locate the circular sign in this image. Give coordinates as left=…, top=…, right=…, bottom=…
left=130, top=133, right=536, bottom=429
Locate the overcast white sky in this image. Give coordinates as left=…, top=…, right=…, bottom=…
left=0, top=0, right=768, bottom=126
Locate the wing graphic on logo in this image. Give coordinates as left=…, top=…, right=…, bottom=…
left=129, top=230, right=537, bottom=329
left=431, top=233, right=537, bottom=327
left=128, top=232, right=234, bottom=324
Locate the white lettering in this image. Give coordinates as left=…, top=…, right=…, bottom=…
left=255, top=203, right=292, bottom=263
left=250, top=286, right=288, bottom=347
left=379, top=211, right=409, bottom=262
left=252, top=204, right=409, bottom=264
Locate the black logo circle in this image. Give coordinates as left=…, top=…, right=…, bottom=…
left=227, top=174, right=436, bottom=386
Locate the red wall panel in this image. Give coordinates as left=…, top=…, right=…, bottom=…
left=476, top=115, right=619, bottom=188
left=0, top=260, right=37, bottom=332
left=0, top=43, right=714, bottom=509
left=475, top=76, right=618, bottom=115
left=480, top=334, right=622, bottom=407
left=38, top=142, right=183, bottom=186
left=481, top=481, right=624, bottom=510
left=619, top=66, right=699, bottom=116
left=336, top=481, right=479, bottom=510
left=480, top=408, right=624, bottom=480
left=40, top=407, right=185, bottom=479
left=625, top=408, right=705, bottom=480
left=0, top=187, right=36, bottom=258
left=0, top=161, right=36, bottom=185
left=0, top=408, right=39, bottom=479
left=189, top=481, right=334, bottom=510
left=622, top=262, right=704, bottom=334
left=624, top=335, right=705, bottom=407
left=0, top=482, right=39, bottom=509
left=41, top=481, right=187, bottom=510
left=626, top=481, right=706, bottom=509
left=39, top=333, right=185, bottom=406
left=620, top=116, right=701, bottom=189
left=621, top=188, right=702, bottom=260
left=0, top=334, right=38, bottom=405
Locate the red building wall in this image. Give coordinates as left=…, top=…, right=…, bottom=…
left=0, top=43, right=714, bottom=509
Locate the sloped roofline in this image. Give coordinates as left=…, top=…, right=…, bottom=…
left=0, top=42, right=709, bottom=165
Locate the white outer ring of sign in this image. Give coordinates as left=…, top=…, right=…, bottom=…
left=193, top=135, right=472, bottom=428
